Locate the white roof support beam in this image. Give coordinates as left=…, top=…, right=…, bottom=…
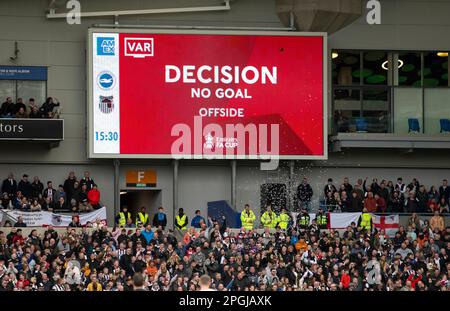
left=47, top=0, right=230, bottom=19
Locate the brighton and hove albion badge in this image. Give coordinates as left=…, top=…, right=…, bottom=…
left=99, top=96, right=114, bottom=114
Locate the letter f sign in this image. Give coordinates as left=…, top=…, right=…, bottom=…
left=138, top=171, right=145, bottom=182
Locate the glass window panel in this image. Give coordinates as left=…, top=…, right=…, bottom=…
left=333, top=88, right=361, bottom=133
left=397, top=52, right=422, bottom=86
left=424, top=88, right=450, bottom=134
left=363, top=51, right=388, bottom=85
left=423, top=52, right=449, bottom=87
left=362, top=88, right=390, bottom=133
left=332, top=51, right=360, bottom=86
left=17, top=80, right=46, bottom=107
left=0, top=80, right=16, bottom=103
left=393, top=88, right=423, bottom=134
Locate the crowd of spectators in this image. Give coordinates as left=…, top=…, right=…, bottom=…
left=298, top=177, right=450, bottom=214
left=0, top=210, right=448, bottom=291
left=0, top=97, right=60, bottom=119
left=0, top=171, right=101, bottom=213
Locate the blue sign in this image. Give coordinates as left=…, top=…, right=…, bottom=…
left=97, top=71, right=115, bottom=90
left=0, top=66, right=47, bottom=81
left=97, top=37, right=115, bottom=56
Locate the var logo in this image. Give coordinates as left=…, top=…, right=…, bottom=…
left=124, top=38, right=154, bottom=58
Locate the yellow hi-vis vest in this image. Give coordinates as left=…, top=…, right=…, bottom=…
left=278, top=213, right=290, bottom=230
left=261, top=211, right=277, bottom=228
left=316, top=214, right=328, bottom=226
left=136, top=212, right=149, bottom=226
left=360, top=213, right=372, bottom=230
left=298, top=214, right=310, bottom=227
left=118, top=212, right=131, bottom=227
left=176, top=214, right=187, bottom=230
left=240, top=210, right=256, bottom=230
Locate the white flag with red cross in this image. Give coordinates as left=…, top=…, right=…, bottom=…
left=372, top=214, right=399, bottom=237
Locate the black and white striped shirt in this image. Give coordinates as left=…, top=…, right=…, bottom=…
left=52, top=284, right=65, bottom=291
left=117, top=249, right=126, bottom=259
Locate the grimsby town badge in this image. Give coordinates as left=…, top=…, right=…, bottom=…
left=99, top=96, right=114, bottom=114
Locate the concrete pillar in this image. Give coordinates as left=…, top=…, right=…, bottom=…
left=231, top=160, right=237, bottom=210
left=173, top=159, right=179, bottom=229
left=113, top=159, right=120, bottom=216
left=289, top=161, right=295, bottom=211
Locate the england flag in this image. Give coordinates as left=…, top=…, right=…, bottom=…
left=373, top=214, right=399, bottom=237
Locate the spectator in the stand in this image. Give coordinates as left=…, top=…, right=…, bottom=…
left=0, top=97, right=14, bottom=117
left=331, top=192, right=342, bottom=212
left=42, top=197, right=54, bottom=212
left=153, top=207, right=168, bottom=229
left=439, top=198, right=449, bottom=214
left=372, top=178, right=381, bottom=195
left=88, top=184, right=101, bottom=209
left=43, top=181, right=56, bottom=203
left=389, top=191, right=403, bottom=213
left=13, top=217, right=26, bottom=228
left=79, top=199, right=92, bottom=213
left=55, top=196, right=68, bottom=211
left=342, top=177, right=353, bottom=194
left=428, top=186, right=440, bottom=203
left=324, top=178, right=337, bottom=198
left=353, top=184, right=364, bottom=201
left=341, top=191, right=350, bottom=212
left=68, top=215, right=82, bottom=228
left=395, top=178, right=406, bottom=195
left=405, top=192, right=419, bottom=213
left=325, top=191, right=335, bottom=211
left=416, top=185, right=428, bottom=213
left=15, top=106, right=28, bottom=118
left=363, top=192, right=377, bottom=213
left=439, top=179, right=450, bottom=204
left=374, top=193, right=386, bottom=213
left=379, top=181, right=389, bottom=203
left=17, top=195, right=30, bottom=210
left=30, top=198, right=42, bottom=212
left=1, top=192, right=11, bottom=209
left=28, top=98, right=38, bottom=112
left=408, top=178, right=420, bottom=193
left=80, top=171, right=95, bottom=191
left=142, top=224, right=154, bottom=245
left=297, top=178, right=313, bottom=212
left=386, top=180, right=394, bottom=196
left=71, top=181, right=81, bottom=207
left=17, top=174, right=32, bottom=198
left=191, top=210, right=206, bottom=229
left=56, top=184, right=66, bottom=202
left=427, top=198, right=439, bottom=213
left=63, top=171, right=77, bottom=204
left=13, top=98, right=26, bottom=115
left=349, top=191, right=362, bottom=212
left=79, top=184, right=88, bottom=205
left=29, top=106, right=40, bottom=118
left=31, top=176, right=44, bottom=198
left=39, top=97, right=60, bottom=118
left=1, top=173, right=17, bottom=199
left=364, top=177, right=380, bottom=196
left=430, top=211, right=445, bottom=232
